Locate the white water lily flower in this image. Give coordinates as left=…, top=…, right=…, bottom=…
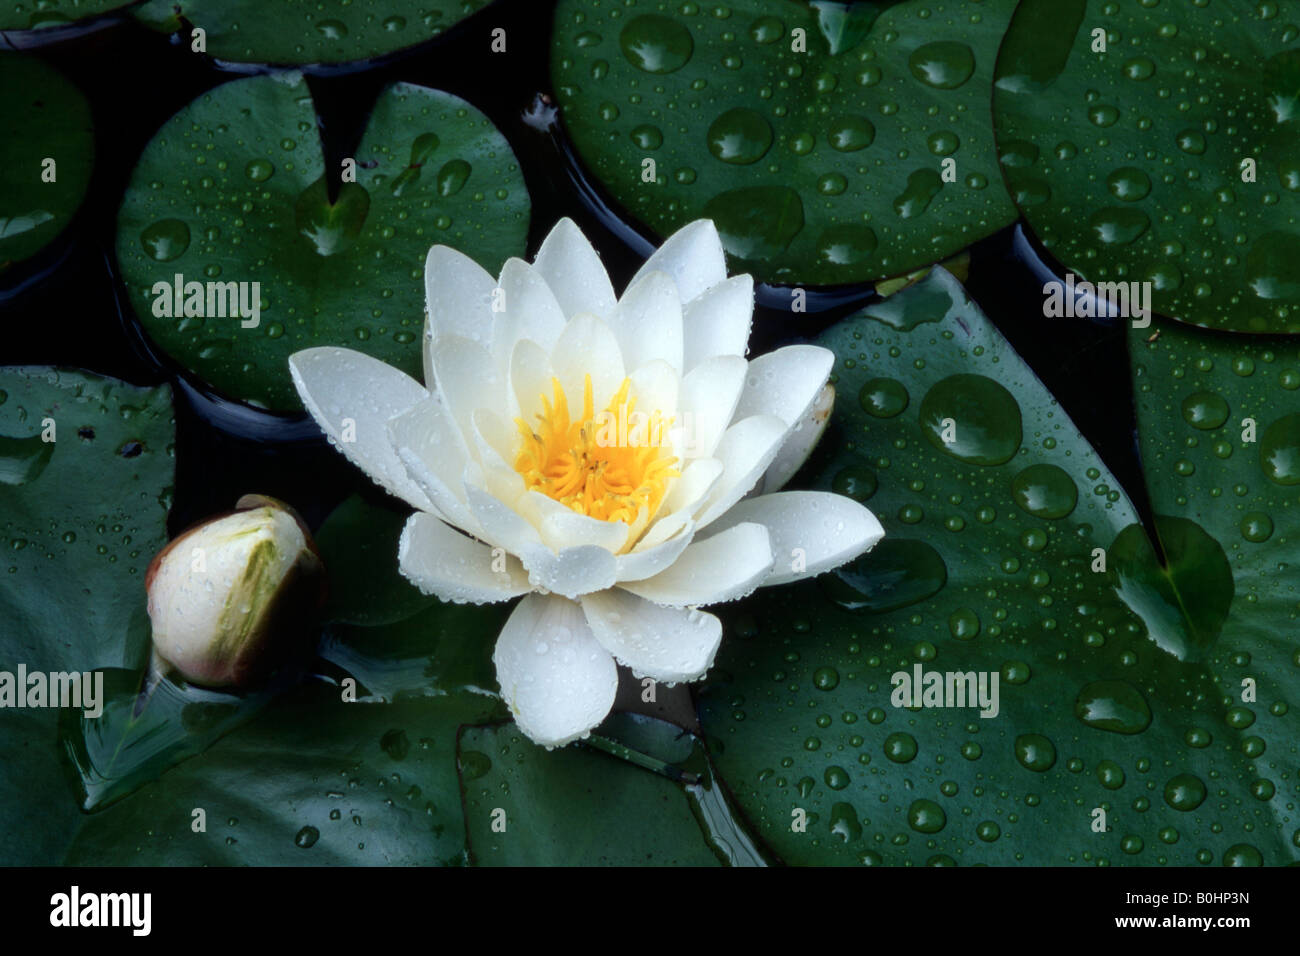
left=289, top=218, right=883, bottom=747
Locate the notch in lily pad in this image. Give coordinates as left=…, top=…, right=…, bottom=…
left=116, top=72, right=529, bottom=413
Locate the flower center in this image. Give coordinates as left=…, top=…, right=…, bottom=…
left=514, top=375, right=678, bottom=525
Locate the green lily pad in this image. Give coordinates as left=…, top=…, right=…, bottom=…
left=0, top=56, right=93, bottom=273
left=550, top=0, right=1018, bottom=286
left=1129, top=317, right=1300, bottom=839
left=459, top=716, right=727, bottom=866
left=0, top=367, right=173, bottom=864
left=696, top=269, right=1299, bottom=865
left=0, top=0, right=133, bottom=33
left=64, top=681, right=497, bottom=864
left=315, top=494, right=438, bottom=626
left=994, top=0, right=1300, bottom=333
left=116, top=72, right=529, bottom=411
left=134, top=0, right=493, bottom=66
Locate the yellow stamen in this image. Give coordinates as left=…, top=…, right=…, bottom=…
left=514, top=374, right=678, bottom=526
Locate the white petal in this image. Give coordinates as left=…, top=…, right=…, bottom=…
left=734, top=344, right=834, bottom=428
left=398, top=512, right=531, bottom=603
left=614, top=521, right=696, bottom=582
left=583, top=589, right=722, bottom=683
left=682, top=275, right=753, bottom=373
left=387, top=398, right=478, bottom=533
left=621, top=522, right=773, bottom=607
left=465, top=487, right=617, bottom=599
left=491, top=257, right=567, bottom=373
left=532, top=217, right=617, bottom=321
left=661, top=457, right=722, bottom=515
left=430, top=335, right=504, bottom=451
left=704, top=491, right=884, bottom=586
left=612, top=270, right=684, bottom=373
left=759, top=383, right=835, bottom=494
left=289, top=347, right=433, bottom=512
left=494, top=594, right=618, bottom=748
left=632, top=219, right=727, bottom=305
left=510, top=338, right=555, bottom=423
left=676, top=354, right=746, bottom=460
left=694, top=414, right=789, bottom=529
left=634, top=507, right=693, bottom=552
left=425, top=245, right=495, bottom=348
left=471, top=407, right=517, bottom=473
left=551, top=313, right=626, bottom=409
left=628, top=359, right=680, bottom=425
left=521, top=491, right=630, bottom=554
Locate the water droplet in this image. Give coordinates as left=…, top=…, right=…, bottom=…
left=1014, top=733, right=1057, bottom=772
left=947, top=607, right=980, bottom=640
left=1260, top=413, right=1300, bottom=484
left=140, top=219, right=191, bottom=261
left=908, top=798, right=946, bottom=833
left=1180, top=391, right=1229, bottom=429
left=1106, top=166, right=1151, bottom=202
left=822, top=538, right=947, bottom=613
left=1245, top=231, right=1300, bottom=301
left=1011, top=463, right=1078, bottom=519
left=294, top=825, right=320, bottom=848
left=315, top=19, right=348, bottom=39
left=1089, top=207, right=1150, bottom=245
left=244, top=158, right=275, bottom=182
left=909, top=41, right=976, bottom=89
left=828, top=115, right=875, bottom=152
left=1240, top=512, right=1273, bottom=542
left=920, top=374, right=1023, bottom=465
left=893, top=169, right=943, bottom=219
left=619, top=14, right=694, bottom=73
left=703, top=186, right=804, bottom=260
left=380, top=728, right=410, bottom=760
left=831, top=465, right=878, bottom=502
left=884, top=732, right=918, bottom=763
left=435, top=159, right=472, bottom=198
left=858, top=378, right=909, bottom=418
left=816, top=224, right=876, bottom=265
left=707, top=108, right=773, bottom=165
left=1074, top=680, right=1152, bottom=734
left=0, top=434, right=55, bottom=485
left=1163, top=773, right=1206, bottom=811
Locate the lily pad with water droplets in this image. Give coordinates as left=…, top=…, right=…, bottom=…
left=116, top=72, right=528, bottom=412
left=0, top=367, right=173, bottom=863
left=133, top=0, right=494, bottom=67
left=459, top=715, right=741, bottom=865
left=0, top=0, right=133, bottom=34
left=0, top=55, right=93, bottom=274
left=63, top=681, right=500, bottom=864
left=551, top=0, right=1019, bottom=286
left=994, top=0, right=1300, bottom=334
left=696, top=269, right=1297, bottom=865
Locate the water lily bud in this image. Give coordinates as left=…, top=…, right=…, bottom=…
left=146, top=495, right=326, bottom=688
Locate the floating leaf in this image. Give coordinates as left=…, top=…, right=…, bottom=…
left=134, top=0, right=493, bottom=66
left=64, top=682, right=496, bottom=864
left=116, top=72, right=529, bottom=411
left=994, top=0, right=1300, bottom=333
left=458, top=716, right=728, bottom=865
left=0, top=368, right=173, bottom=864
left=0, top=56, right=93, bottom=272
left=697, top=270, right=1298, bottom=865
left=551, top=0, right=1018, bottom=285
left=0, top=0, right=133, bottom=34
